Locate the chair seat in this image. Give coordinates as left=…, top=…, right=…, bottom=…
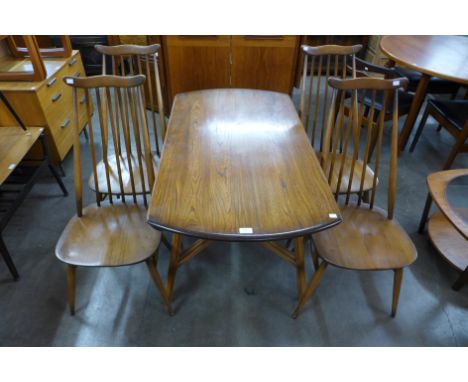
left=394, top=66, right=460, bottom=94
left=313, top=204, right=417, bottom=270
left=428, top=208, right=468, bottom=271
left=55, top=203, right=161, bottom=267
left=88, top=152, right=160, bottom=195
left=318, top=153, right=377, bottom=194
left=428, top=100, right=468, bottom=131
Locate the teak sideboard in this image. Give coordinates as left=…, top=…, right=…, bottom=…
left=0, top=50, right=87, bottom=165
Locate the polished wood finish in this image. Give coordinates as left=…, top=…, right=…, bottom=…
left=162, top=36, right=231, bottom=108
left=162, top=36, right=301, bottom=108
left=148, top=89, right=341, bottom=241
left=379, top=35, right=468, bottom=151
left=0, top=36, right=47, bottom=81
left=56, top=74, right=170, bottom=314
left=293, top=77, right=417, bottom=318
left=380, top=36, right=468, bottom=85
left=230, top=35, right=299, bottom=93
left=0, top=126, right=43, bottom=184
left=8, top=35, right=72, bottom=59
left=56, top=204, right=162, bottom=267
left=0, top=51, right=87, bottom=164
left=421, top=169, right=468, bottom=290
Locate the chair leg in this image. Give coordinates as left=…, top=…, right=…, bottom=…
left=418, top=193, right=433, bottom=234
left=146, top=254, right=173, bottom=315
left=309, top=235, right=319, bottom=271
left=291, top=261, right=328, bottom=319
left=452, top=266, right=468, bottom=291
left=161, top=233, right=172, bottom=252
left=48, top=164, right=68, bottom=196
left=67, top=265, right=76, bottom=315
left=441, top=129, right=468, bottom=170
left=0, top=235, right=19, bottom=280
left=409, top=104, right=431, bottom=152
left=295, top=236, right=306, bottom=297
left=391, top=268, right=403, bottom=317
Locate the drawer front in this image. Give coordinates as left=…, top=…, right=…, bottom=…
left=37, top=52, right=86, bottom=111
left=232, top=35, right=298, bottom=48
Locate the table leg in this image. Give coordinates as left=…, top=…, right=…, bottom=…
left=398, top=73, right=431, bottom=152
left=295, top=236, right=306, bottom=298
left=166, top=233, right=182, bottom=302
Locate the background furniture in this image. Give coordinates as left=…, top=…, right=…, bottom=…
left=0, top=35, right=47, bottom=81
left=292, top=77, right=417, bottom=319
left=147, top=88, right=341, bottom=308
left=380, top=35, right=468, bottom=151
left=0, top=91, right=67, bottom=280
left=56, top=74, right=170, bottom=315
left=8, top=35, right=72, bottom=59
left=410, top=100, right=468, bottom=169
left=162, top=35, right=300, bottom=107
left=0, top=49, right=88, bottom=166
left=424, top=169, right=468, bottom=290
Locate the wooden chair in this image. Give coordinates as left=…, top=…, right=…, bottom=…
left=82, top=44, right=166, bottom=198
left=292, top=76, right=417, bottom=319
left=299, top=44, right=362, bottom=150
left=56, top=74, right=171, bottom=315
left=299, top=44, right=383, bottom=196
left=423, top=169, right=468, bottom=290
left=409, top=100, right=468, bottom=170
left=351, top=57, right=414, bottom=123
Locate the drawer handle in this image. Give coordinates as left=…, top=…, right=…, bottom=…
left=69, top=58, right=77, bottom=66
left=47, top=77, right=57, bottom=87
left=74, top=72, right=81, bottom=77
left=51, top=92, right=62, bottom=103
left=80, top=96, right=86, bottom=104
left=60, top=119, right=71, bottom=129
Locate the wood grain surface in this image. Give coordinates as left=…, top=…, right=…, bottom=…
left=147, top=89, right=341, bottom=241
left=380, top=36, right=468, bottom=85
left=0, top=126, right=43, bottom=184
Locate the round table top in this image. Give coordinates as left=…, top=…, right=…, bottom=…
left=380, top=35, right=468, bottom=85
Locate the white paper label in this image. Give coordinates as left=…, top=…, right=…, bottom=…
left=8, top=163, right=16, bottom=170
left=65, top=78, right=74, bottom=85
left=239, top=227, right=253, bottom=234
left=392, top=80, right=400, bottom=86
left=329, top=213, right=338, bottom=219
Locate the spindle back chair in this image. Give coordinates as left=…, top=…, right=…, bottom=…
left=56, top=74, right=170, bottom=315
left=293, top=76, right=417, bottom=319
left=299, top=44, right=362, bottom=150
left=96, top=44, right=166, bottom=154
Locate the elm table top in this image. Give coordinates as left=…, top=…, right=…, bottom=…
left=380, top=35, right=468, bottom=85
left=147, top=88, right=341, bottom=241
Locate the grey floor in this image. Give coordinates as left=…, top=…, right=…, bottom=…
left=0, top=86, right=467, bottom=346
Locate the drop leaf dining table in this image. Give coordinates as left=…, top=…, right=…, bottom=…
left=147, top=88, right=342, bottom=305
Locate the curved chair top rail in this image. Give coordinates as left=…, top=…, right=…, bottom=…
left=428, top=168, right=468, bottom=239
left=351, top=56, right=401, bottom=79
left=95, top=44, right=161, bottom=56
left=301, top=44, right=362, bottom=56
left=63, top=74, right=146, bottom=89
left=328, top=76, right=408, bottom=91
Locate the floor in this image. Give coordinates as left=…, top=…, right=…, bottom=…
left=1, top=86, right=467, bottom=346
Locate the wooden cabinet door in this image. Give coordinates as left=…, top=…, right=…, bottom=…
left=162, top=36, right=231, bottom=107
left=230, top=35, right=299, bottom=94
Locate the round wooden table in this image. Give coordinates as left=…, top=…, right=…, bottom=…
left=380, top=35, right=468, bottom=151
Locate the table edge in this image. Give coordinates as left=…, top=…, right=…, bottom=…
left=146, top=217, right=342, bottom=242
left=379, top=36, right=468, bottom=85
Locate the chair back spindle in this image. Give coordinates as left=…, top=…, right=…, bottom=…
left=299, top=44, right=362, bottom=149
left=96, top=44, right=166, bottom=156
left=64, top=75, right=154, bottom=216
left=321, top=77, right=408, bottom=219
